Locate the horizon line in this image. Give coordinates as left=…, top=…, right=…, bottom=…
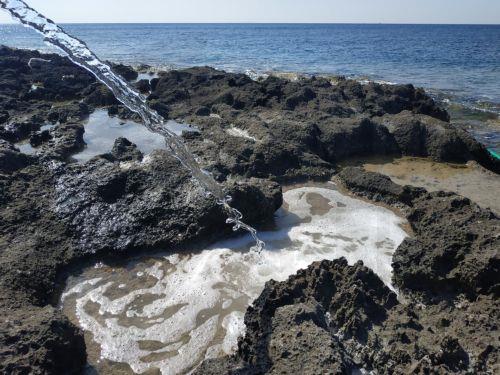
left=1, top=22, right=499, bottom=26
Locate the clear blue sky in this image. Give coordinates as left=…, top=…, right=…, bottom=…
left=1, top=0, right=499, bottom=24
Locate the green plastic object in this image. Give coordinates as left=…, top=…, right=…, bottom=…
left=488, top=148, right=500, bottom=160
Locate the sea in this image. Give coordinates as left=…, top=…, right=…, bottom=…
left=1, top=23, right=499, bottom=155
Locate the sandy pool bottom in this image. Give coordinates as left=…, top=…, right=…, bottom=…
left=60, top=183, right=408, bottom=374
left=358, top=157, right=500, bottom=215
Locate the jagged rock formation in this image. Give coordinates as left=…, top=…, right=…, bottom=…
left=0, top=46, right=498, bottom=373
left=197, top=169, right=499, bottom=374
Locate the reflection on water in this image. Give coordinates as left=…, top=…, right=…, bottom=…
left=361, top=157, right=500, bottom=215
left=14, top=124, right=55, bottom=155
left=14, top=140, right=36, bottom=155
left=72, top=110, right=199, bottom=162
left=61, top=185, right=408, bottom=374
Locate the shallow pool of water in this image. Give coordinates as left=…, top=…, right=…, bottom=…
left=14, top=140, right=36, bottom=155
left=61, top=184, right=408, bottom=374
left=360, top=157, right=500, bottom=215
left=72, top=110, right=199, bottom=162
left=14, top=123, right=55, bottom=155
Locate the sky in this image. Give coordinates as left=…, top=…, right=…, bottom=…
left=0, top=0, right=499, bottom=24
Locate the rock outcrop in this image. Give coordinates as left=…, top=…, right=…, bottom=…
left=197, top=168, right=499, bottom=374
left=147, top=66, right=499, bottom=178
left=1, top=46, right=498, bottom=373
left=2, top=47, right=497, bottom=183
left=0, top=141, right=281, bottom=374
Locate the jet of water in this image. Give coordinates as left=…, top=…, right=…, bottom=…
left=0, top=0, right=265, bottom=251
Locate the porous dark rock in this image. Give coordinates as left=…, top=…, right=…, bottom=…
left=110, top=62, right=139, bottom=82
left=0, top=110, right=9, bottom=123
left=2, top=47, right=497, bottom=179
left=150, top=67, right=449, bottom=120
left=0, top=117, right=42, bottom=143
left=0, top=46, right=94, bottom=105
left=337, top=167, right=499, bottom=300
left=184, top=118, right=334, bottom=182
left=337, top=166, right=426, bottom=206
left=0, top=305, right=86, bottom=375
left=38, top=123, right=85, bottom=159
left=375, top=111, right=500, bottom=172
left=109, top=137, right=144, bottom=162
left=317, top=116, right=399, bottom=162
left=147, top=66, right=498, bottom=179
left=83, top=84, right=119, bottom=107
left=29, top=129, right=52, bottom=147
left=135, top=78, right=151, bottom=93
left=198, top=236, right=498, bottom=375
left=0, top=140, right=32, bottom=173
left=225, top=178, right=283, bottom=224
left=1, top=47, right=499, bottom=374
left=196, top=259, right=387, bottom=375
left=107, top=104, right=139, bottom=121
left=266, top=303, right=351, bottom=374
left=46, top=101, right=90, bottom=124
left=393, top=191, right=499, bottom=300
left=195, top=106, right=211, bottom=116
left=0, top=146, right=281, bottom=372
left=198, top=169, right=499, bottom=374
left=49, top=151, right=281, bottom=255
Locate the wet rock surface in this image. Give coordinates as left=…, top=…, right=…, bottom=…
left=1, top=46, right=497, bottom=178
left=198, top=171, right=499, bottom=375
left=0, top=46, right=498, bottom=374
left=0, top=146, right=281, bottom=374
left=0, top=139, right=33, bottom=173
left=0, top=305, right=86, bottom=375
left=148, top=66, right=498, bottom=178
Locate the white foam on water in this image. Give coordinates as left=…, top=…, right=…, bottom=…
left=244, top=69, right=269, bottom=81
left=226, top=126, right=257, bottom=142
left=61, top=186, right=408, bottom=374
left=135, top=72, right=160, bottom=82
left=221, top=311, right=246, bottom=354
left=60, top=277, right=103, bottom=303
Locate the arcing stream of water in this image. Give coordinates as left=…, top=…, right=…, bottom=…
left=0, top=0, right=264, bottom=250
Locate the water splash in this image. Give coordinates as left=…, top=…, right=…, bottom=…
left=60, top=186, right=409, bottom=373
left=0, top=0, right=264, bottom=250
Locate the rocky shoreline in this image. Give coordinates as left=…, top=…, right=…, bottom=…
left=196, top=168, right=498, bottom=374
left=0, top=46, right=498, bottom=374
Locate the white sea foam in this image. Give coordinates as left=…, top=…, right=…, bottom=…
left=358, top=78, right=397, bottom=86
left=244, top=69, right=269, bottom=81
left=61, top=186, right=408, bottom=374
left=226, top=126, right=257, bottom=142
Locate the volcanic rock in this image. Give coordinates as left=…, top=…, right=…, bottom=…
left=198, top=169, right=499, bottom=373
left=0, top=141, right=281, bottom=373
left=110, top=62, right=139, bottom=82
left=0, top=140, right=32, bottom=173
left=135, top=78, right=151, bottom=94
left=1, top=47, right=499, bottom=374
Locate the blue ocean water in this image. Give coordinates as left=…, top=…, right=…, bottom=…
left=1, top=23, right=499, bottom=152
